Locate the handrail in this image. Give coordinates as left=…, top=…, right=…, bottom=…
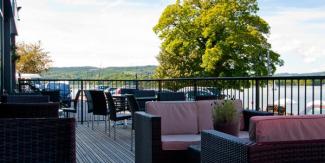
left=18, top=76, right=325, bottom=124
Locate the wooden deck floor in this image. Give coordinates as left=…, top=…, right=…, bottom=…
left=76, top=122, right=135, bottom=163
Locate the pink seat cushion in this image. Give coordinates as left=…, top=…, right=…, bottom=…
left=196, top=100, right=244, bottom=132
left=161, top=134, right=201, bottom=150
left=146, top=101, right=199, bottom=135
left=250, top=115, right=325, bottom=143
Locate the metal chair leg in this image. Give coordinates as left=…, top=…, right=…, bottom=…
left=87, top=114, right=90, bottom=127
left=105, top=115, right=107, bottom=133
left=74, top=113, right=78, bottom=127
left=97, top=115, right=100, bottom=126
left=92, top=114, right=94, bottom=130
left=108, top=119, right=111, bottom=137
left=114, top=121, right=116, bottom=140
left=131, top=129, right=133, bottom=151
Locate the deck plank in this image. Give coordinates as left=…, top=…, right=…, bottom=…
left=76, top=122, right=135, bottom=163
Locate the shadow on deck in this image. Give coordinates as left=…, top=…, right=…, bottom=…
left=76, top=122, right=134, bottom=163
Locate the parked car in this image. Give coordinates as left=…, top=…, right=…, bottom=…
left=177, top=87, right=215, bottom=101
left=96, top=85, right=110, bottom=91
left=45, top=82, right=71, bottom=107
left=17, top=73, right=45, bottom=92
left=104, top=87, right=117, bottom=95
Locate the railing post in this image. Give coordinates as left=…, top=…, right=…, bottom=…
left=81, top=80, right=84, bottom=124
left=158, top=80, right=162, bottom=93
left=193, top=79, right=197, bottom=101
left=18, top=78, right=22, bottom=92
left=255, top=79, right=260, bottom=111
left=135, top=80, right=139, bottom=90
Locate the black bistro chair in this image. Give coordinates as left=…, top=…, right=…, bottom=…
left=84, top=90, right=110, bottom=133
left=61, top=90, right=81, bottom=119
left=134, top=90, right=156, bottom=109
left=84, top=90, right=93, bottom=127
left=126, top=94, right=142, bottom=151
left=106, top=92, right=131, bottom=140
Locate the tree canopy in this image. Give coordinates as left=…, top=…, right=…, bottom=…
left=16, top=41, right=52, bottom=73
left=154, top=0, right=283, bottom=78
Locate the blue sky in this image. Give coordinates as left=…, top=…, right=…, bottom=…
left=16, top=0, right=325, bottom=74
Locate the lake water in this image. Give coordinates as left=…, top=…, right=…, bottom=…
left=235, top=86, right=325, bottom=115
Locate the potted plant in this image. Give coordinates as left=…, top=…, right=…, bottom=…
left=212, top=100, right=239, bottom=136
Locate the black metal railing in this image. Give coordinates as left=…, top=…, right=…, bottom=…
left=18, top=76, right=325, bottom=123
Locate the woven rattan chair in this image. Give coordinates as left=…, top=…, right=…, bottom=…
left=0, top=118, right=76, bottom=162
left=1, top=95, right=50, bottom=103
left=201, top=130, right=325, bottom=163
left=0, top=103, right=60, bottom=118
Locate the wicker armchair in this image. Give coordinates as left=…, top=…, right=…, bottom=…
left=1, top=95, right=50, bottom=103
left=201, top=130, right=325, bottom=163
left=135, top=112, right=193, bottom=163
left=0, top=103, right=60, bottom=118
left=0, top=118, right=76, bottom=163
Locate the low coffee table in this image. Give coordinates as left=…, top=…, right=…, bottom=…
left=188, top=144, right=201, bottom=163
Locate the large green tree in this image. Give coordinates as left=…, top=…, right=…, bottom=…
left=154, top=0, right=283, bottom=78
left=16, top=41, right=52, bottom=73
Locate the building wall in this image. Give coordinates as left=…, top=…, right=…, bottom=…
left=0, top=0, right=17, bottom=95
left=0, top=0, right=3, bottom=94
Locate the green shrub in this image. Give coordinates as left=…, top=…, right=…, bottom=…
left=212, top=100, right=236, bottom=124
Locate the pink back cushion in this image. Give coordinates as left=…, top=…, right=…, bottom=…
left=196, top=100, right=244, bottom=132
left=250, top=115, right=325, bottom=143
left=146, top=101, right=199, bottom=135
left=196, top=100, right=215, bottom=131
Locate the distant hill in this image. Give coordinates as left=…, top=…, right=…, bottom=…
left=275, top=72, right=325, bottom=76
left=41, top=66, right=157, bottom=79
left=41, top=66, right=325, bottom=80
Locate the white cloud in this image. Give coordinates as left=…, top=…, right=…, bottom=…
left=16, top=0, right=169, bottom=67
left=17, top=0, right=325, bottom=74
left=263, top=7, right=325, bottom=72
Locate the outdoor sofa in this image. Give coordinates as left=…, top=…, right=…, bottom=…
left=135, top=100, right=243, bottom=163
left=201, top=115, right=325, bottom=163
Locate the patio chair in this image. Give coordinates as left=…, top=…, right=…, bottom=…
left=84, top=90, right=93, bottom=127
left=114, top=88, right=137, bottom=111
left=126, top=94, right=142, bottom=151
left=157, top=92, right=186, bottom=101
left=0, top=102, right=60, bottom=118
left=106, top=92, right=131, bottom=140
left=84, top=90, right=110, bottom=133
left=61, top=90, right=81, bottom=118
left=134, top=90, right=156, bottom=109
left=201, top=115, right=325, bottom=163
left=0, top=118, right=76, bottom=162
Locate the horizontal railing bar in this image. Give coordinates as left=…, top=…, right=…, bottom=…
left=18, top=75, right=325, bottom=82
